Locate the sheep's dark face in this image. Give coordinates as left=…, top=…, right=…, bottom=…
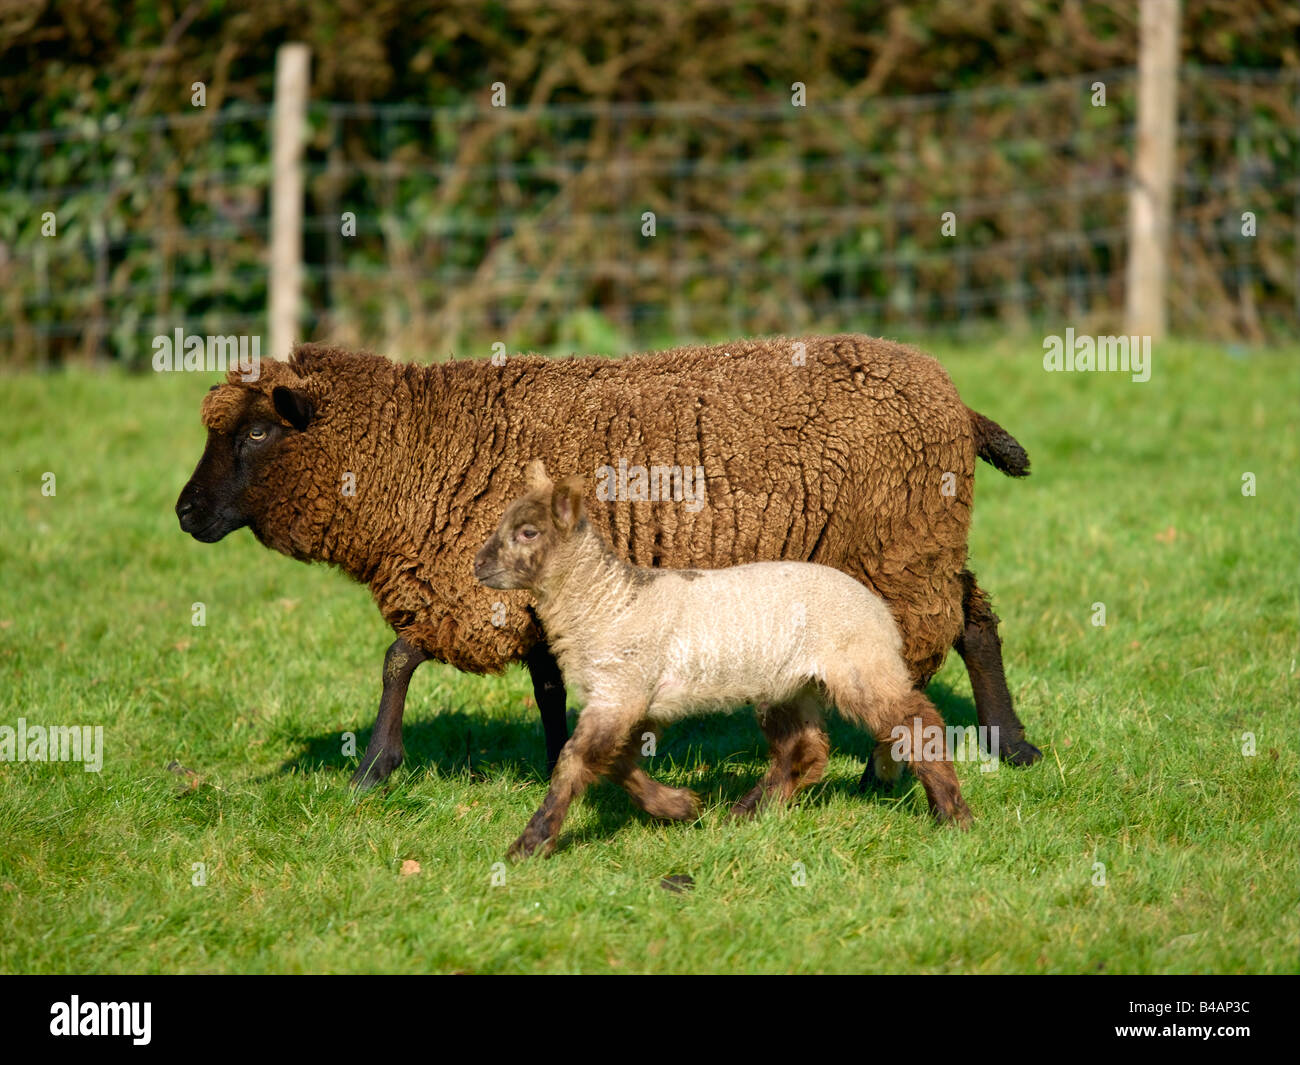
left=176, top=384, right=314, bottom=542
left=474, top=462, right=586, bottom=591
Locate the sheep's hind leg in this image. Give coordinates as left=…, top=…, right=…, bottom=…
left=351, top=636, right=428, bottom=791
left=730, top=700, right=829, bottom=819
left=610, top=726, right=700, bottom=821
left=508, top=710, right=630, bottom=859
left=956, top=569, right=1041, bottom=767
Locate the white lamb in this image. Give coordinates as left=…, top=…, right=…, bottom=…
left=475, top=460, right=972, bottom=858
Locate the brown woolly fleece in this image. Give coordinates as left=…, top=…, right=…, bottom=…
left=199, top=335, right=998, bottom=685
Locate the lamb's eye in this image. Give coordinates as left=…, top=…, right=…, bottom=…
left=517, top=526, right=539, bottom=543
left=247, top=427, right=267, bottom=441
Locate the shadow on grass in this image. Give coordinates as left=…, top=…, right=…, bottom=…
left=269, top=680, right=979, bottom=840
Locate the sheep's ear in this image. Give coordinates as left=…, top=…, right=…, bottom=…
left=524, top=459, right=552, bottom=492
left=272, top=386, right=315, bottom=431
left=551, top=475, right=587, bottom=535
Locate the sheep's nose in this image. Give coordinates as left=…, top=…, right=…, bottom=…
left=176, top=498, right=194, bottom=519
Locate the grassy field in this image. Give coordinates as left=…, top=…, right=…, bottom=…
left=1, top=337, right=1296, bottom=974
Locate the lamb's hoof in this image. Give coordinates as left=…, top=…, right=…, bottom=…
left=728, top=786, right=764, bottom=819
left=1000, top=738, right=1042, bottom=767
left=351, top=750, right=402, bottom=792
left=507, top=830, right=556, bottom=861
left=644, top=789, right=700, bottom=822
left=936, top=803, right=974, bottom=830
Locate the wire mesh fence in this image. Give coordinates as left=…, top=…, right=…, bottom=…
left=1, top=65, right=1295, bottom=367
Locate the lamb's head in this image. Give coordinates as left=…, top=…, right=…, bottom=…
left=474, top=460, right=587, bottom=591
left=175, top=358, right=319, bottom=543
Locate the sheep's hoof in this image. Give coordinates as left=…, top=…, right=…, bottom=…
left=857, top=753, right=901, bottom=793
left=999, top=738, right=1042, bottom=767
left=350, top=750, right=403, bottom=791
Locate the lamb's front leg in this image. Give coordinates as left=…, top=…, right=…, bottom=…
left=508, top=709, right=631, bottom=859
left=611, top=725, right=700, bottom=821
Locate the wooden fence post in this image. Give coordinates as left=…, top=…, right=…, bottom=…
left=1125, top=0, right=1181, bottom=339
left=270, top=43, right=310, bottom=359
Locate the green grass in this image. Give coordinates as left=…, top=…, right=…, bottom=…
left=1, top=338, right=1297, bottom=974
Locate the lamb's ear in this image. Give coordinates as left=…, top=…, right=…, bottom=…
left=524, top=459, right=552, bottom=493
left=551, top=475, right=587, bottom=535
left=272, top=386, right=315, bottom=431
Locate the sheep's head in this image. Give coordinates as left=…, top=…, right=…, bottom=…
left=474, top=460, right=587, bottom=591
left=175, top=359, right=319, bottom=544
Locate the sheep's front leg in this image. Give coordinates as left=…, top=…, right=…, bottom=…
left=508, top=710, right=630, bottom=859
left=525, top=640, right=570, bottom=775
left=351, top=636, right=428, bottom=790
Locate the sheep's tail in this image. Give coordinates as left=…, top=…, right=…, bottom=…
left=967, top=407, right=1030, bottom=477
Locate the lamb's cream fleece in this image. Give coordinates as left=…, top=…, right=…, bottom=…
left=537, top=549, right=912, bottom=730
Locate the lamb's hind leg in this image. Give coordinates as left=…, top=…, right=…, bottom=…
left=881, top=691, right=973, bottom=827
left=829, top=665, right=972, bottom=827
left=610, top=725, right=700, bottom=822
left=730, top=698, right=829, bottom=819
left=351, top=636, right=429, bottom=791
left=508, top=708, right=631, bottom=859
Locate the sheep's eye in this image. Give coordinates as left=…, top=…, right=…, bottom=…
left=247, top=427, right=267, bottom=441
left=516, top=526, right=539, bottom=543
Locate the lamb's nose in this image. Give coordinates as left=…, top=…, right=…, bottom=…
left=176, top=498, right=194, bottom=519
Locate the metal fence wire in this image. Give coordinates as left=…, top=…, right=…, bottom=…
left=1, top=66, right=1296, bottom=366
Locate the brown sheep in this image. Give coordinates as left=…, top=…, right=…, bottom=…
left=174, top=334, right=1039, bottom=788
